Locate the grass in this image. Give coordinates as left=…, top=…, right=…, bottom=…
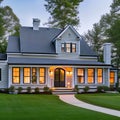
left=0, top=94, right=119, bottom=120
left=76, top=93, right=120, bottom=110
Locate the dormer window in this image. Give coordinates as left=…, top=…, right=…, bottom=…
left=61, top=43, right=76, bottom=53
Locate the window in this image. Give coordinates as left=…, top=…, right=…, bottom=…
left=110, top=71, right=115, bottom=85
left=72, top=43, right=76, bottom=52
left=61, top=43, right=65, bottom=52
left=24, top=68, right=30, bottom=84
left=32, top=68, right=37, bottom=84
left=88, top=69, right=95, bottom=84
left=0, top=68, right=1, bottom=81
left=12, top=68, right=20, bottom=84
left=66, top=43, right=71, bottom=53
left=39, top=68, right=45, bottom=84
left=61, top=43, right=76, bottom=53
left=97, top=69, right=103, bottom=84
left=77, top=69, right=85, bottom=83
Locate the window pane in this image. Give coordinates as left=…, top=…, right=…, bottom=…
left=60, top=69, right=64, bottom=81
left=39, top=68, right=45, bottom=84
left=66, top=43, right=71, bottom=53
left=88, top=69, right=95, bottom=84
left=97, top=69, right=103, bottom=84
left=72, top=43, right=76, bottom=53
left=110, top=71, right=115, bottom=85
left=61, top=43, right=65, bottom=52
left=77, top=69, right=85, bottom=83
left=12, top=68, right=20, bottom=84
left=24, top=68, right=30, bottom=83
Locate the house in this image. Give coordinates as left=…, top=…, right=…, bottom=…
left=0, top=18, right=118, bottom=92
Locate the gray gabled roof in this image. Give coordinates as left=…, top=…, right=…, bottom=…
left=8, top=57, right=110, bottom=66
left=7, top=26, right=97, bottom=57
left=80, top=38, right=97, bottom=56
left=7, top=36, right=20, bottom=53
left=20, top=27, right=62, bottom=54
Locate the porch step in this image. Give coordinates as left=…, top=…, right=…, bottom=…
left=52, top=88, right=77, bottom=95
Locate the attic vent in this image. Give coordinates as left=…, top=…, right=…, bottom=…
left=33, top=18, right=40, bottom=30
left=68, top=33, right=71, bottom=36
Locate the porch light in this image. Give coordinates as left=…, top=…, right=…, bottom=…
left=67, top=82, right=70, bottom=88
left=49, top=70, right=53, bottom=75
left=67, top=71, right=72, bottom=75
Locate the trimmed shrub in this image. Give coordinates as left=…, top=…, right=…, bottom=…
left=27, top=87, right=32, bottom=93
left=74, top=85, right=79, bottom=93
left=34, top=87, right=39, bottom=93
left=83, top=86, right=89, bottom=93
left=9, top=85, right=15, bottom=93
left=43, top=86, right=50, bottom=92
left=97, top=86, right=109, bottom=92
left=18, top=87, right=23, bottom=93
left=103, top=86, right=109, bottom=91
left=116, top=87, right=120, bottom=93
left=97, top=86, right=103, bottom=93
left=110, top=85, right=114, bottom=91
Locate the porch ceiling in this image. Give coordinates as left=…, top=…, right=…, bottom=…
left=8, top=57, right=111, bottom=66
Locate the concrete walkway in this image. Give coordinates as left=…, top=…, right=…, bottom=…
left=59, top=94, right=120, bottom=117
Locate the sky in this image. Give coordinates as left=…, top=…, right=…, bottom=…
left=1, top=0, right=113, bottom=35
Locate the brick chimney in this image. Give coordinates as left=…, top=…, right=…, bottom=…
left=33, top=18, right=40, bottom=30
left=103, top=43, right=112, bottom=64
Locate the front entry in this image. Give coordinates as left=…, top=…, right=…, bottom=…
left=54, top=68, right=65, bottom=87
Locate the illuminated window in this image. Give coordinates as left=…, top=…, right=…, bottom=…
left=77, top=69, right=85, bottom=83
left=66, top=43, right=71, bottom=53
left=110, top=71, right=115, bottom=85
left=61, top=43, right=76, bottom=53
left=12, top=68, right=20, bottom=84
left=97, top=69, right=103, bottom=84
left=39, top=68, right=45, bottom=84
left=88, top=69, right=95, bottom=84
left=24, top=68, right=30, bottom=84
left=32, top=68, right=37, bottom=84
left=72, top=43, right=76, bottom=53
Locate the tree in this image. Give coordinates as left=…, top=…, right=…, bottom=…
left=106, top=20, right=120, bottom=68
left=0, top=2, right=20, bottom=53
left=0, top=0, right=3, bottom=4
left=85, top=23, right=103, bottom=53
left=44, top=0, right=83, bottom=28
left=111, top=0, right=120, bottom=13
left=84, top=0, right=120, bottom=66
left=2, top=6, right=20, bottom=37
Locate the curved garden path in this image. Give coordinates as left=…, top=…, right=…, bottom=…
left=59, top=94, right=120, bottom=117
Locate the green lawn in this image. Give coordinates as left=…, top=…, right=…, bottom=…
left=76, top=93, right=120, bottom=111
left=0, top=94, right=119, bottom=120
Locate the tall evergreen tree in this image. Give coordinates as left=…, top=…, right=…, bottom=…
left=106, top=20, right=120, bottom=68
left=44, top=0, right=83, bottom=28
left=84, top=0, right=120, bottom=67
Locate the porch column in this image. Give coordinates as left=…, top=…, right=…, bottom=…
left=8, top=66, right=12, bottom=88
left=103, top=68, right=105, bottom=85
left=95, top=68, right=97, bottom=84
left=72, top=68, right=75, bottom=88
left=46, top=67, right=51, bottom=87
left=20, top=67, right=23, bottom=85
left=37, top=67, right=39, bottom=84
left=74, top=68, right=77, bottom=85
left=104, top=68, right=110, bottom=87
left=85, top=68, right=88, bottom=84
